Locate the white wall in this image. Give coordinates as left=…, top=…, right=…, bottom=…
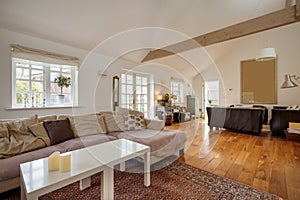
left=0, top=28, right=195, bottom=119
left=0, top=28, right=118, bottom=119
left=95, top=59, right=194, bottom=117
left=204, top=23, right=300, bottom=107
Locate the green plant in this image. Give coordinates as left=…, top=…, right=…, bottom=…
left=54, top=75, right=71, bottom=95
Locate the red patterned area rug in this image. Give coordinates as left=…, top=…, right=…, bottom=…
left=2, top=161, right=281, bottom=200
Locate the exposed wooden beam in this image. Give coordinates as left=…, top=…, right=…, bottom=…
left=142, top=6, right=300, bottom=62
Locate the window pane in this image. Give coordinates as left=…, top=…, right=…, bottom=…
left=32, top=70, right=43, bottom=81
left=127, top=85, right=133, bottom=94
left=122, top=95, right=127, bottom=104
left=142, top=86, right=147, bottom=94
left=142, top=77, right=147, bottom=85
left=16, top=81, right=29, bottom=92
left=50, top=64, right=60, bottom=71
left=32, top=65, right=43, bottom=69
left=34, top=93, right=43, bottom=106
left=136, top=76, right=141, bottom=85
left=50, top=94, right=58, bottom=104
left=63, top=94, right=72, bottom=103
left=126, top=75, right=133, bottom=84
left=16, top=93, right=23, bottom=104
left=51, top=83, right=60, bottom=93
left=128, top=104, right=133, bottom=109
left=136, top=95, right=140, bottom=103
left=141, top=95, right=147, bottom=103
left=16, top=68, right=29, bottom=79
left=122, top=85, right=126, bottom=94
left=62, top=73, right=71, bottom=78
left=32, top=82, right=43, bottom=92
left=62, top=86, right=71, bottom=94
left=136, top=86, right=141, bottom=94
left=121, top=74, right=126, bottom=81
left=62, top=68, right=71, bottom=73
left=143, top=104, right=147, bottom=111
left=16, top=63, right=29, bottom=68
left=50, top=72, right=60, bottom=82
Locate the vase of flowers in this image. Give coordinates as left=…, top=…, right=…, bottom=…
left=54, top=75, right=71, bottom=104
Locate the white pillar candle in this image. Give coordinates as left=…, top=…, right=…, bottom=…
left=48, top=151, right=60, bottom=171
left=60, top=152, right=71, bottom=172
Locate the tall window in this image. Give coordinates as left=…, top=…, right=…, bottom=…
left=11, top=44, right=79, bottom=108
left=205, top=80, right=219, bottom=106
left=121, top=72, right=150, bottom=116
left=171, top=81, right=184, bottom=103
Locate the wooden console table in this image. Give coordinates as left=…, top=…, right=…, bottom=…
left=206, top=107, right=264, bottom=135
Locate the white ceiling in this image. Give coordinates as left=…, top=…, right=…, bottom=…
left=0, top=0, right=288, bottom=78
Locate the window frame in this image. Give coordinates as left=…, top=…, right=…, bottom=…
left=120, top=71, right=151, bottom=117
left=12, top=57, right=78, bottom=108
left=171, top=80, right=184, bottom=104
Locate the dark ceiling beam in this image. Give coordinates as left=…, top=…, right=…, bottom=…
left=142, top=5, right=300, bottom=62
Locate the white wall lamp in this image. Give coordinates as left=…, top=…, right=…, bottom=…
left=256, top=48, right=277, bottom=61
left=280, top=74, right=299, bottom=89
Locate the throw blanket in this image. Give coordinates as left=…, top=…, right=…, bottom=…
left=0, top=129, right=45, bottom=159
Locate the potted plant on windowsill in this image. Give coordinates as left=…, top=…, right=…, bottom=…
left=54, top=75, right=71, bottom=104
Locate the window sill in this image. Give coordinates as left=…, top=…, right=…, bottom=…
left=6, top=106, right=81, bottom=111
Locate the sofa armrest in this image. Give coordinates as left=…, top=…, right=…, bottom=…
left=145, top=118, right=165, bottom=130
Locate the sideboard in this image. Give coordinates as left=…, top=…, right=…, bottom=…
left=206, top=107, right=265, bottom=135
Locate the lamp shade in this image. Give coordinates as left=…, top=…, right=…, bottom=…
left=256, top=48, right=277, bottom=61
left=281, top=74, right=298, bottom=89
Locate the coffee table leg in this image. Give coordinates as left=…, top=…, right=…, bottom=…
left=120, top=162, right=125, bottom=171
left=102, top=166, right=114, bottom=200
left=80, top=177, right=91, bottom=190
left=20, top=174, right=25, bottom=200
left=144, top=151, right=150, bottom=187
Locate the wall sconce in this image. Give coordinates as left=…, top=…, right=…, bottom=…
left=256, top=48, right=277, bottom=61
left=280, top=74, right=299, bottom=89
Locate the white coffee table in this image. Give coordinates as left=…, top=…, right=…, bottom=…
left=20, top=139, right=150, bottom=200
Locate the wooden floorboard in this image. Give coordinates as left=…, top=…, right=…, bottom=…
left=168, top=119, right=300, bottom=200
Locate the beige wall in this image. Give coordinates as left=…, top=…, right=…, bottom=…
left=204, top=23, right=300, bottom=107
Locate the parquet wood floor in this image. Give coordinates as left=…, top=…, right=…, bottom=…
left=165, top=119, right=300, bottom=200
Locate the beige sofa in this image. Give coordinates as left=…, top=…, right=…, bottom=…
left=0, top=108, right=187, bottom=193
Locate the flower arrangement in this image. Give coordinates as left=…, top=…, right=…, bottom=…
left=54, top=75, right=71, bottom=96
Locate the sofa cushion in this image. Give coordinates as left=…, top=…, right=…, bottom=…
left=124, top=114, right=144, bottom=130
left=7, top=115, right=38, bottom=132
left=43, top=119, right=75, bottom=145
left=124, top=114, right=136, bottom=130
left=96, top=114, right=107, bottom=133
left=29, top=122, right=51, bottom=146
left=0, top=122, right=9, bottom=138
left=0, top=128, right=46, bottom=159
left=58, top=114, right=106, bottom=137
left=116, top=107, right=144, bottom=117
left=38, top=115, right=57, bottom=123
left=145, top=118, right=165, bottom=130
left=100, top=112, right=125, bottom=132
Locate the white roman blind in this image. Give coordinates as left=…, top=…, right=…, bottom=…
left=10, top=44, right=80, bottom=66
